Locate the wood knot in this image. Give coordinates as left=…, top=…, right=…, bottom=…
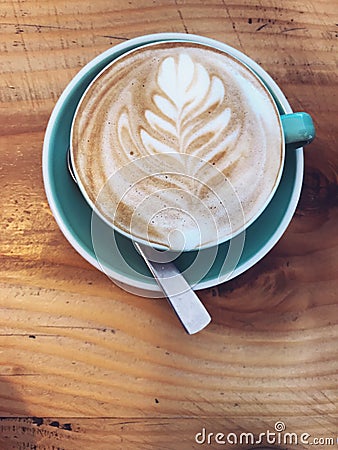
left=297, top=168, right=338, bottom=216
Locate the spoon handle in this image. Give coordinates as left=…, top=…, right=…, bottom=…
left=135, top=242, right=211, bottom=334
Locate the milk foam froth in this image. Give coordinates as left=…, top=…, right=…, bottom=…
left=72, top=42, right=283, bottom=250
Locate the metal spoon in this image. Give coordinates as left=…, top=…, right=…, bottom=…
left=67, top=149, right=211, bottom=334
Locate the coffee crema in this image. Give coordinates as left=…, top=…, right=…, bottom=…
left=71, top=42, right=283, bottom=250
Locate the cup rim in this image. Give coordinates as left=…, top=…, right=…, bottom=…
left=69, top=37, right=285, bottom=252
left=42, top=33, right=304, bottom=293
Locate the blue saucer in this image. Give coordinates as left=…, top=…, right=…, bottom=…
left=43, top=33, right=304, bottom=296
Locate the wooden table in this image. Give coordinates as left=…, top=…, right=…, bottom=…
left=0, top=1, right=337, bottom=449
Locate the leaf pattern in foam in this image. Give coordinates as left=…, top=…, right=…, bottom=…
left=141, top=52, right=237, bottom=160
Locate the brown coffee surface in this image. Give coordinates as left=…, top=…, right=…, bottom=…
left=71, top=42, right=283, bottom=250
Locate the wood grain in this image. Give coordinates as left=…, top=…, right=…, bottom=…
left=0, top=0, right=337, bottom=449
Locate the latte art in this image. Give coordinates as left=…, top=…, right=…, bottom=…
left=141, top=53, right=237, bottom=159
left=71, top=42, right=283, bottom=250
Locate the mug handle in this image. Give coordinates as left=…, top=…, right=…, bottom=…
left=280, top=112, right=315, bottom=150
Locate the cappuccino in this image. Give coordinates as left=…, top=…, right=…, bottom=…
left=71, top=41, right=283, bottom=250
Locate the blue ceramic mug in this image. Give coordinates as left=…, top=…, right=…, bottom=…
left=68, top=38, right=315, bottom=254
